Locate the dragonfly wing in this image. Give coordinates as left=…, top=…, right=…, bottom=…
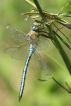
left=7, top=24, right=27, bottom=42
left=37, top=35, right=49, bottom=51
left=4, top=43, right=29, bottom=60
left=34, top=50, right=47, bottom=70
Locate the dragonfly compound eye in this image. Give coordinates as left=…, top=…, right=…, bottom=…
left=30, top=26, right=38, bottom=31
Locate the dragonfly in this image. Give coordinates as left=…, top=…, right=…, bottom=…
left=5, top=21, right=51, bottom=101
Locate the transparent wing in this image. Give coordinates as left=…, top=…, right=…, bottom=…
left=37, top=35, right=49, bottom=51
left=7, top=24, right=27, bottom=42
left=4, top=43, right=29, bottom=60
left=34, top=50, right=48, bottom=70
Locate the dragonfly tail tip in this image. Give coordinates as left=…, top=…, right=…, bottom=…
left=18, top=96, right=21, bottom=102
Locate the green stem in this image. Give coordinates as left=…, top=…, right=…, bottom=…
left=33, top=0, right=47, bottom=21
left=33, top=0, right=71, bottom=75
left=52, top=77, right=71, bottom=94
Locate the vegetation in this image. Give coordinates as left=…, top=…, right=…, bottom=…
left=0, top=0, right=71, bottom=106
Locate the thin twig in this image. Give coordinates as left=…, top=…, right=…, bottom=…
left=52, top=77, right=71, bottom=94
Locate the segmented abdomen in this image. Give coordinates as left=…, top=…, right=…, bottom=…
left=19, top=44, right=34, bottom=101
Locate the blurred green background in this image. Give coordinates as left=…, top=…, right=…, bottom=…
left=0, top=0, right=71, bottom=106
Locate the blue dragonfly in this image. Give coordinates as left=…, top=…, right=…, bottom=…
left=5, top=22, right=51, bottom=101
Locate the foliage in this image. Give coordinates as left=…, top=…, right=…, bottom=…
left=0, top=0, right=71, bottom=106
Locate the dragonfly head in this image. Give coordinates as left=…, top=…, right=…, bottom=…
left=30, top=21, right=42, bottom=32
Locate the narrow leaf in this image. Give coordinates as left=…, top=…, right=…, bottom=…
left=52, top=31, right=71, bottom=74
left=58, top=11, right=71, bottom=17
